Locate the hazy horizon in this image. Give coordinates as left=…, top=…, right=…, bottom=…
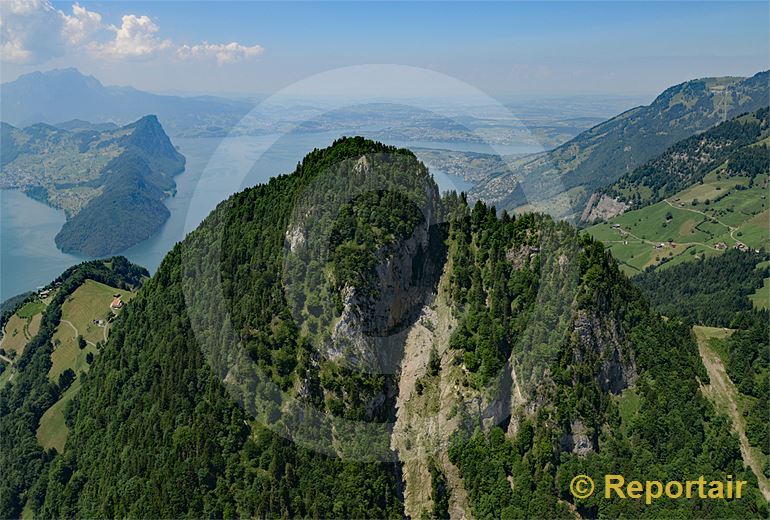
left=2, top=1, right=767, bottom=101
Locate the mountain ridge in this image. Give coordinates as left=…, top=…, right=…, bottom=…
left=583, top=106, right=770, bottom=222
left=470, top=70, right=770, bottom=219
left=1, top=68, right=253, bottom=137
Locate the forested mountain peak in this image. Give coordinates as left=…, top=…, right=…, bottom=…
left=1, top=138, right=765, bottom=518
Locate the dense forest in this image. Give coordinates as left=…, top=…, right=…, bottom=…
left=37, top=138, right=420, bottom=518
left=1, top=138, right=766, bottom=518
left=55, top=152, right=173, bottom=256
left=54, top=116, right=186, bottom=256
left=443, top=201, right=763, bottom=518
left=632, top=250, right=769, bottom=326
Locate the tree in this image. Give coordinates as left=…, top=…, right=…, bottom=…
left=57, top=369, right=75, bottom=393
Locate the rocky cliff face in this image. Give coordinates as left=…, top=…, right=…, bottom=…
left=384, top=214, right=643, bottom=517
left=330, top=220, right=433, bottom=367
left=573, top=309, right=638, bottom=394
left=581, top=192, right=630, bottom=223
left=280, top=179, right=645, bottom=516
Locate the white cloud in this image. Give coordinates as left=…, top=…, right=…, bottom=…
left=0, top=0, right=68, bottom=64
left=0, top=0, right=263, bottom=65
left=91, top=14, right=171, bottom=60
left=61, top=3, right=101, bottom=45
left=177, top=41, right=264, bottom=65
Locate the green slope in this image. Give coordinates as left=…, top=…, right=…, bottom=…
left=0, top=257, right=148, bottom=518
left=586, top=169, right=769, bottom=275
left=589, top=107, right=769, bottom=213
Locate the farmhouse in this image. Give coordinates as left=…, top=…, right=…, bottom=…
left=110, top=295, right=124, bottom=310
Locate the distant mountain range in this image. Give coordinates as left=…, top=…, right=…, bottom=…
left=0, top=68, right=642, bottom=148
left=0, top=115, right=185, bottom=256
left=0, top=68, right=253, bottom=137
left=471, top=70, right=770, bottom=219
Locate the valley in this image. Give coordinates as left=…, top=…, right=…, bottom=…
left=584, top=107, right=769, bottom=277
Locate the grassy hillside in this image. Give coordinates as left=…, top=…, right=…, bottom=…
left=0, top=257, right=147, bottom=517
left=0, top=300, right=47, bottom=389
left=48, top=280, right=135, bottom=381
left=750, top=277, right=770, bottom=310
left=0, top=301, right=44, bottom=359
left=586, top=171, right=768, bottom=275
left=38, top=280, right=135, bottom=452
left=584, top=107, right=769, bottom=221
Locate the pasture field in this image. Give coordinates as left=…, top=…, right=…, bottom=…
left=59, top=279, right=135, bottom=345
left=0, top=299, right=46, bottom=359
left=36, top=377, right=82, bottom=452
left=586, top=172, right=768, bottom=274
left=17, top=300, right=45, bottom=319
left=749, top=276, right=769, bottom=310
left=40, top=279, right=135, bottom=449
left=48, top=330, right=97, bottom=382
left=48, top=280, right=134, bottom=381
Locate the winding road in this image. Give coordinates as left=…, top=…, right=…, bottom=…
left=59, top=319, right=98, bottom=347
left=663, top=199, right=742, bottom=243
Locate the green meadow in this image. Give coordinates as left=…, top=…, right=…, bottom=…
left=38, top=279, right=135, bottom=450
left=587, top=172, right=769, bottom=275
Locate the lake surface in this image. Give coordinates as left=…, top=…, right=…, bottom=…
left=1, top=131, right=527, bottom=301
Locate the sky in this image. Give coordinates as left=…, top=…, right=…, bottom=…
left=1, top=1, right=768, bottom=100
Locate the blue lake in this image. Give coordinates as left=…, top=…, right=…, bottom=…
left=1, top=132, right=524, bottom=301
